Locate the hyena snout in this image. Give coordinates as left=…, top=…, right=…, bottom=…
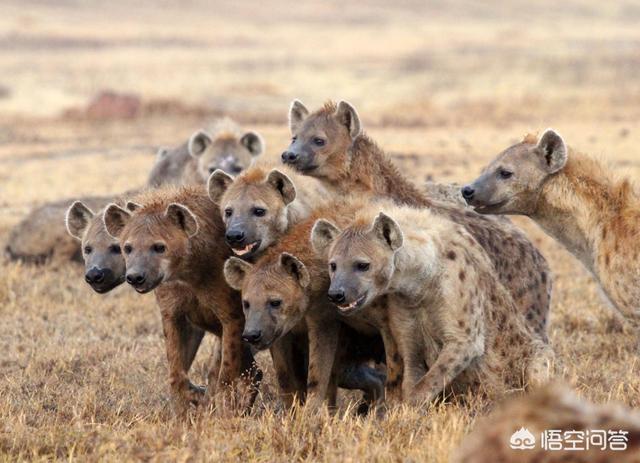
left=461, top=185, right=475, bottom=203
left=242, top=329, right=262, bottom=344
left=281, top=151, right=299, bottom=163
left=225, top=229, right=246, bottom=245
left=126, top=271, right=146, bottom=287
left=85, top=267, right=106, bottom=284
left=327, top=288, right=346, bottom=304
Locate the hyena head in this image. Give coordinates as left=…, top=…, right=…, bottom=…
left=281, top=100, right=361, bottom=180
left=66, top=201, right=128, bottom=293
left=462, top=129, right=568, bottom=215
left=208, top=168, right=296, bottom=259
left=224, top=253, right=310, bottom=350
left=103, top=201, right=199, bottom=293
left=311, top=213, right=403, bottom=316
left=188, top=129, right=264, bottom=179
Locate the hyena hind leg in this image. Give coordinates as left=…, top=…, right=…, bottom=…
left=337, top=363, right=387, bottom=415
left=526, top=343, right=555, bottom=388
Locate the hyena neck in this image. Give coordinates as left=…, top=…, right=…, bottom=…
left=388, top=237, right=438, bottom=302
left=533, top=152, right=624, bottom=272
left=347, top=135, right=431, bottom=207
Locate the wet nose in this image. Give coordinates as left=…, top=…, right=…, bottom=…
left=281, top=151, right=299, bottom=163
left=225, top=230, right=245, bottom=244
left=328, top=289, right=346, bottom=304
left=242, top=330, right=262, bottom=344
left=126, top=272, right=146, bottom=287
left=85, top=268, right=105, bottom=284
left=461, top=185, right=475, bottom=202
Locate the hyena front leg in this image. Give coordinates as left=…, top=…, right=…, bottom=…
left=410, top=340, right=480, bottom=406
left=380, top=328, right=403, bottom=401
left=160, top=310, right=205, bottom=409
left=270, top=335, right=308, bottom=408
left=305, top=316, right=340, bottom=409
left=216, top=320, right=244, bottom=388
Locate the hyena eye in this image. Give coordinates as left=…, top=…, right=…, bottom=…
left=253, top=207, right=266, bottom=217
left=208, top=167, right=216, bottom=174
left=242, top=300, right=250, bottom=310
left=329, top=262, right=336, bottom=272
left=232, top=164, right=242, bottom=174
left=355, top=262, right=370, bottom=272
left=498, top=169, right=513, bottom=179
left=224, top=208, right=233, bottom=218
left=124, top=244, right=132, bottom=254
left=291, top=136, right=297, bottom=143
left=84, top=245, right=92, bottom=255
left=269, top=299, right=282, bottom=308
left=108, top=244, right=121, bottom=254
left=313, top=137, right=325, bottom=146
left=152, top=243, right=166, bottom=253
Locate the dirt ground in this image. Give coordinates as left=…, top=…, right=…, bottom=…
left=1, top=1, right=639, bottom=461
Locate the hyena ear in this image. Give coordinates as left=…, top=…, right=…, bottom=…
left=239, top=131, right=264, bottom=157
left=188, top=130, right=212, bottom=158
left=165, top=203, right=199, bottom=238
left=289, top=99, right=309, bottom=134
left=279, top=252, right=311, bottom=288
left=207, top=169, right=234, bottom=203
left=536, top=129, right=567, bottom=174
left=223, top=257, right=253, bottom=290
left=103, top=203, right=131, bottom=238
left=156, top=147, right=170, bottom=161
left=65, top=201, right=95, bottom=240
left=266, top=169, right=296, bottom=205
left=310, top=219, right=341, bottom=256
left=335, top=101, right=361, bottom=139
left=125, top=201, right=142, bottom=212
left=370, top=212, right=403, bottom=251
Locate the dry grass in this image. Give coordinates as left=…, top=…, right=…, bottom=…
left=1, top=0, right=640, bottom=461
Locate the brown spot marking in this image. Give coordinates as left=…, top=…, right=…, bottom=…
left=459, top=270, right=465, bottom=281
left=447, top=250, right=456, bottom=260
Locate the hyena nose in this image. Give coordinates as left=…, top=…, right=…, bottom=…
left=328, top=289, right=346, bottom=304
left=85, top=268, right=105, bottom=284
left=225, top=230, right=245, bottom=245
left=242, top=330, right=262, bottom=344
left=281, top=151, right=298, bottom=163
left=461, top=185, right=475, bottom=202
left=126, top=272, right=146, bottom=287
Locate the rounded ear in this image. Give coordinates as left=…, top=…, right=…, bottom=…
left=125, top=201, right=142, bottom=212
left=165, top=203, right=199, bottom=238
left=207, top=169, right=234, bottom=203
left=289, top=99, right=309, bottom=134
left=188, top=130, right=212, bottom=158
left=65, top=201, right=95, bottom=240
left=266, top=169, right=296, bottom=205
left=310, top=219, right=341, bottom=257
left=335, top=101, right=361, bottom=139
left=239, top=131, right=264, bottom=157
left=103, top=203, right=131, bottom=238
left=156, top=147, right=170, bottom=161
left=279, top=252, right=310, bottom=288
left=536, top=129, right=567, bottom=174
left=223, top=257, right=253, bottom=290
left=370, top=212, right=403, bottom=251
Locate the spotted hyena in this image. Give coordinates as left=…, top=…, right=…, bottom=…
left=453, top=383, right=640, bottom=463
left=223, top=201, right=389, bottom=410
left=180, top=118, right=264, bottom=185
left=103, top=186, right=260, bottom=412
left=65, top=200, right=133, bottom=293
left=312, top=202, right=554, bottom=405
left=281, top=100, right=552, bottom=341
left=463, top=130, right=640, bottom=333
left=208, top=163, right=333, bottom=259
